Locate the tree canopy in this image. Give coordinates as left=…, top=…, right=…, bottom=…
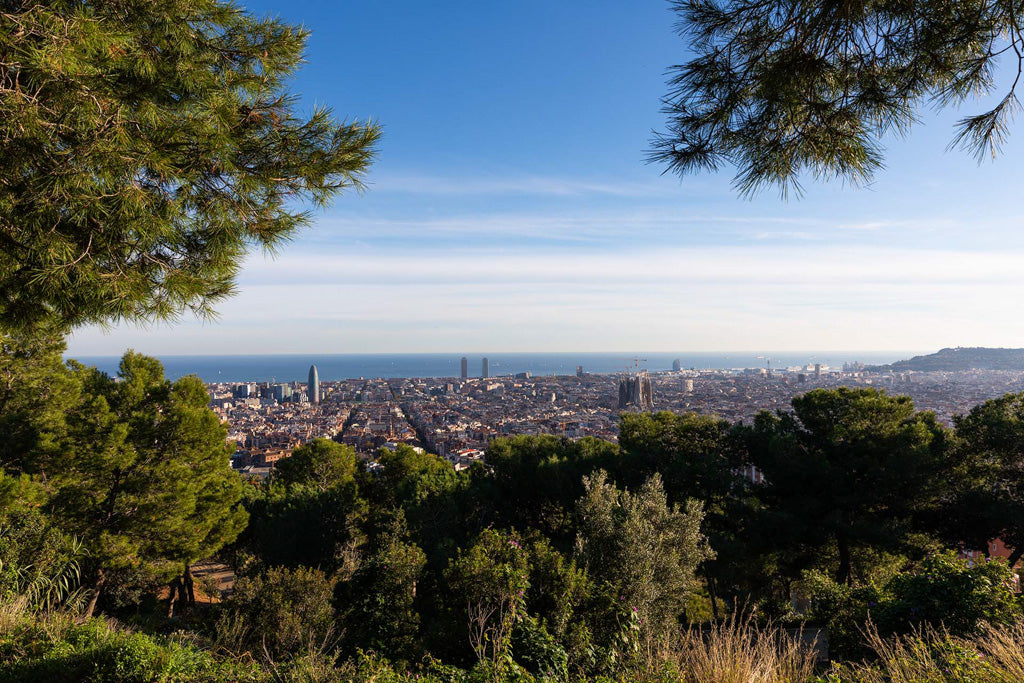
left=47, top=351, right=248, bottom=616
left=0, top=0, right=378, bottom=331
left=949, top=392, right=1024, bottom=566
left=741, top=388, right=951, bottom=585
left=651, top=0, right=1024, bottom=196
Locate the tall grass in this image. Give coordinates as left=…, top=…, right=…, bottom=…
left=639, top=617, right=819, bottom=683
left=833, top=621, right=1024, bottom=683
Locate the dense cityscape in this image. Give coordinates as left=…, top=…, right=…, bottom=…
left=210, top=357, right=1024, bottom=476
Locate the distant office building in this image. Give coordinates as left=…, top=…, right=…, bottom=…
left=618, top=372, right=654, bottom=411
left=576, top=365, right=584, bottom=378
left=514, top=371, right=531, bottom=380
left=460, top=356, right=468, bottom=379
left=233, top=383, right=255, bottom=399
left=271, top=384, right=293, bottom=402
left=672, top=358, right=682, bottom=372
left=797, top=373, right=807, bottom=384
left=308, top=364, right=320, bottom=404
left=482, top=357, right=489, bottom=378
left=683, top=379, right=694, bottom=393
left=814, top=363, right=821, bottom=379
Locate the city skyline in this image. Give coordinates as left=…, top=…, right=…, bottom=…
left=64, top=1, right=1024, bottom=357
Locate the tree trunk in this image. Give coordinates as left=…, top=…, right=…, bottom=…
left=183, top=564, right=195, bottom=609
left=1008, top=546, right=1023, bottom=568
left=704, top=564, right=720, bottom=621
left=836, top=536, right=852, bottom=586
left=83, top=569, right=106, bottom=619
left=168, top=575, right=182, bottom=618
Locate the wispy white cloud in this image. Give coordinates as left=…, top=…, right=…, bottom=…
left=239, top=245, right=1024, bottom=287
left=67, top=244, right=1024, bottom=355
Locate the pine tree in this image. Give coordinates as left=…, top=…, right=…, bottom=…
left=652, top=0, right=1024, bottom=196
left=47, top=351, right=248, bottom=617
left=0, top=0, right=378, bottom=330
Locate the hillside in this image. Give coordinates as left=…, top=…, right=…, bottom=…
left=886, top=347, right=1024, bottom=371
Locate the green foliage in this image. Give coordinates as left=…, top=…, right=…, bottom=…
left=237, top=478, right=365, bottom=572
left=617, top=411, right=748, bottom=619
left=344, top=533, right=427, bottom=661
left=368, top=444, right=470, bottom=559
left=511, top=616, right=569, bottom=682
left=948, top=393, right=1024, bottom=565
left=372, top=444, right=462, bottom=508
left=0, top=610, right=263, bottom=682
left=46, top=351, right=248, bottom=612
left=652, top=0, right=1024, bottom=196
left=0, top=0, right=379, bottom=330
left=0, top=327, right=80, bottom=474
left=273, top=439, right=357, bottom=492
left=231, top=565, right=338, bottom=660
left=822, top=625, right=1009, bottom=683
left=876, top=554, right=1021, bottom=637
left=523, top=535, right=589, bottom=640
left=618, top=412, right=736, bottom=506
left=807, top=553, right=1022, bottom=659
left=485, top=435, right=621, bottom=539
left=446, top=528, right=531, bottom=668
left=802, top=569, right=883, bottom=659
left=742, top=388, right=952, bottom=586
left=575, top=470, right=710, bottom=645
left=0, top=507, right=87, bottom=612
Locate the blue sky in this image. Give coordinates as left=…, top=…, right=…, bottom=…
left=68, top=0, right=1024, bottom=356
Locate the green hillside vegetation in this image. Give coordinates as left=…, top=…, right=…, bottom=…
left=7, top=332, right=1024, bottom=680
left=883, top=348, right=1024, bottom=372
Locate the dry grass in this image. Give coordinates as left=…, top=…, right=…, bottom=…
left=836, top=621, right=1024, bottom=683
left=977, top=621, right=1024, bottom=681
left=659, top=617, right=819, bottom=683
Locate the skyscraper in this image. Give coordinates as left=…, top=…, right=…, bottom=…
left=672, top=358, right=682, bottom=372
left=308, top=364, right=320, bottom=404
left=461, top=356, right=468, bottom=379
left=482, top=357, right=489, bottom=378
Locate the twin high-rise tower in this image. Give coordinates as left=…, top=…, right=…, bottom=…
left=459, top=356, right=489, bottom=378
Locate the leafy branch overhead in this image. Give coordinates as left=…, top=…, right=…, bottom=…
left=0, top=0, right=379, bottom=331
left=650, top=0, right=1024, bottom=197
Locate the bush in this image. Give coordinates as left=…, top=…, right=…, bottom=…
left=806, top=552, right=1022, bottom=658
left=0, top=607, right=262, bottom=682
left=874, top=554, right=1020, bottom=636
left=512, top=616, right=569, bottom=681
left=230, top=565, right=338, bottom=660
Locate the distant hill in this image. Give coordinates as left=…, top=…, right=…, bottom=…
left=883, top=347, right=1024, bottom=371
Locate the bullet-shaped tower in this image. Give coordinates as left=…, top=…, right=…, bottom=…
left=308, top=364, right=320, bottom=404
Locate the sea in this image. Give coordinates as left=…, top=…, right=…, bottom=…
left=68, top=351, right=922, bottom=383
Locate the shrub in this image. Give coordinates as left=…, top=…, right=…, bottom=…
left=806, top=552, right=1022, bottom=658
left=874, top=553, right=1020, bottom=636
left=230, top=565, right=338, bottom=660
left=0, top=609, right=262, bottom=682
